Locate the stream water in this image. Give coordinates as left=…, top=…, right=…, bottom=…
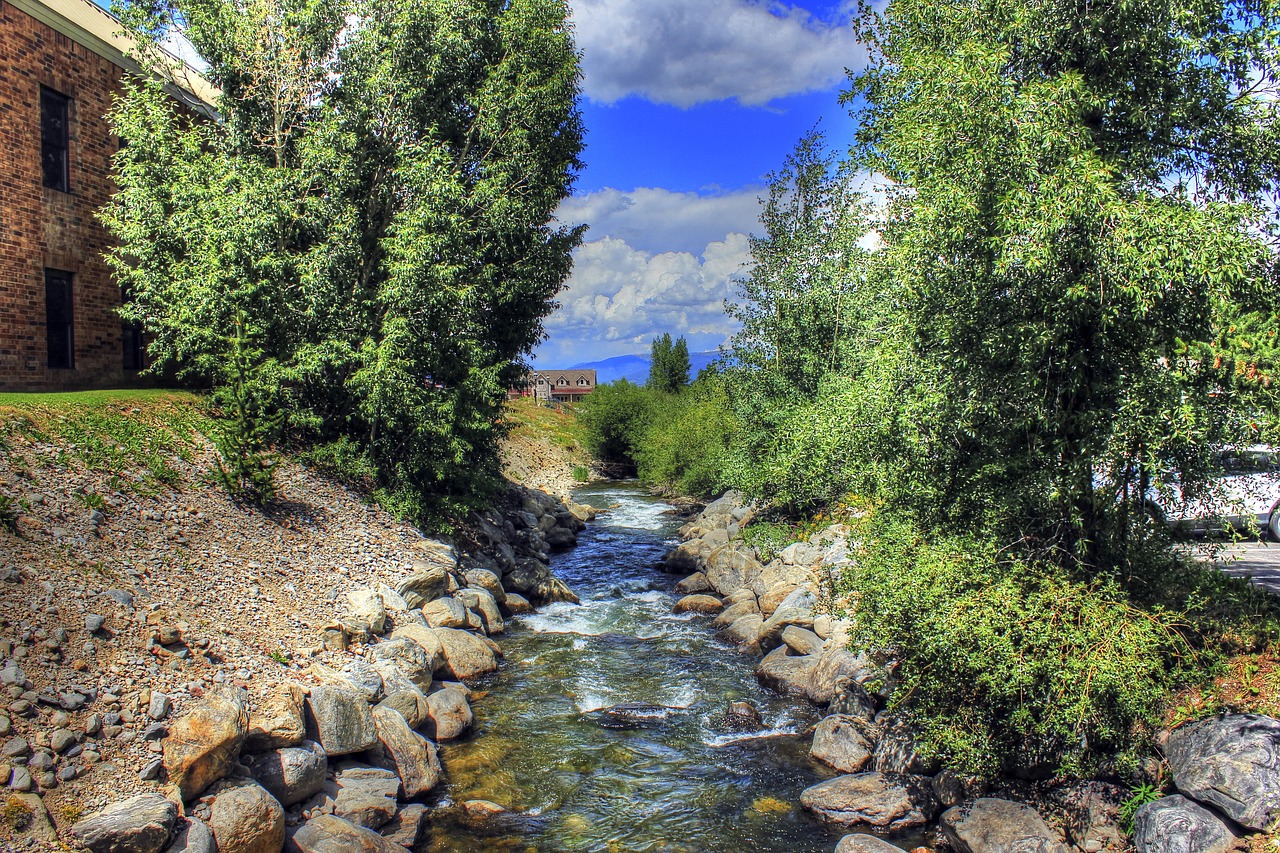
left=423, top=481, right=846, bottom=853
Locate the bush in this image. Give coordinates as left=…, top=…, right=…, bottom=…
left=576, top=380, right=658, bottom=472
left=635, top=373, right=737, bottom=498
left=835, top=512, right=1203, bottom=778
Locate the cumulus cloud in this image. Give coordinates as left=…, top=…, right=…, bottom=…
left=571, top=0, right=867, bottom=107
left=557, top=186, right=762, bottom=256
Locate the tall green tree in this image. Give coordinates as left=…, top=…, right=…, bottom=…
left=104, top=0, right=584, bottom=521
left=647, top=333, right=691, bottom=393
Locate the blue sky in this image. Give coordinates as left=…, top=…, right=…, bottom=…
left=537, top=0, right=868, bottom=367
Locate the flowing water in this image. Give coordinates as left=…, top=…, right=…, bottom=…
left=423, top=482, right=846, bottom=853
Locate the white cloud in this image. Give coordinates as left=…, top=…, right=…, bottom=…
left=571, top=0, right=867, bottom=107
left=557, top=186, right=762, bottom=256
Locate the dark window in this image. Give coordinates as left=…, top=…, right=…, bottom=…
left=40, top=87, right=69, bottom=192
left=121, top=284, right=143, bottom=370
left=45, top=269, right=74, bottom=369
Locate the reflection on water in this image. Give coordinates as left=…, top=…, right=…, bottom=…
left=424, top=482, right=842, bottom=853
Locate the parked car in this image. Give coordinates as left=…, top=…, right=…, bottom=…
left=1150, top=446, right=1280, bottom=539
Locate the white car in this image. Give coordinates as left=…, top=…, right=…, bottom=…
left=1151, top=446, right=1280, bottom=539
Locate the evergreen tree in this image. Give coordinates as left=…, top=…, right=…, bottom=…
left=647, top=333, right=691, bottom=393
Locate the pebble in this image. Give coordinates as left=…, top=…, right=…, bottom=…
left=50, top=729, right=76, bottom=753
left=141, top=723, right=167, bottom=741
left=84, top=714, right=101, bottom=736
left=0, top=716, right=9, bottom=736
left=9, top=766, right=32, bottom=791
left=139, top=758, right=163, bottom=781
left=85, top=614, right=106, bottom=633
left=56, top=765, right=76, bottom=782
left=2, top=737, right=31, bottom=759
left=147, top=692, right=171, bottom=721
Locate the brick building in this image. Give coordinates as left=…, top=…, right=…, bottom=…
left=0, top=0, right=213, bottom=391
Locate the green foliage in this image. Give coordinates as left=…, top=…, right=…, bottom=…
left=210, top=312, right=281, bottom=505
left=1118, top=784, right=1164, bottom=833
left=634, top=371, right=738, bottom=497
left=575, top=380, right=658, bottom=471
left=837, top=513, right=1199, bottom=777
left=0, top=493, right=18, bottom=535
left=297, top=436, right=377, bottom=486
left=648, top=333, right=691, bottom=394
left=571, top=466, right=590, bottom=483
left=105, top=0, right=584, bottom=525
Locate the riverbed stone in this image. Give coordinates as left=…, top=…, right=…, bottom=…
left=1165, top=712, right=1280, bottom=830
left=800, top=772, right=938, bottom=832
left=420, top=597, right=470, bottom=629
left=323, top=765, right=401, bottom=829
left=721, top=614, right=764, bottom=648
left=72, top=793, right=178, bottom=853
left=432, top=627, right=500, bottom=681
left=379, top=804, right=427, bottom=849
left=248, top=740, right=327, bottom=806
left=163, top=686, right=249, bottom=801
left=874, top=717, right=936, bottom=775
left=207, top=778, right=286, bottom=853
left=375, top=688, right=430, bottom=729
left=396, top=565, right=449, bottom=609
left=674, top=573, right=711, bottom=595
left=941, top=797, right=1069, bottom=853
left=755, top=645, right=818, bottom=697
left=371, top=706, right=442, bottom=797
left=759, top=583, right=801, bottom=618
left=464, top=568, right=507, bottom=605
left=703, top=544, right=764, bottom=595
left=291, top=813, right=410, bottom=853
left=808, top=647, right=874, bottom=709
left=712, top=599, right=759, bottom=629
left=782, top=625, right=824, bottom=657
left=455, top=588, right=505, bottom=635
left=371, top=637, right=435, bottom=693
left=757, top=587, right=817, bottom=651
left=164, top=817, right=216, bottom=853
left=425, top=686, right=473, bottom=741
left=503, top=592, right=534, bottom=615
left=388, top=624, right=445, bottom=674
left=673, top=594, right=724, bottom=615
left=245, top=682, right=307, bottom=752
left=305, top=685, right=378, bottom=756
left=811, top=714, right=877, bottom=774
left=532, top=575, right=579, bottom=604
left=1131, top=794, right=1236, bottom=853
left=835, top=835, right=908, bottom=853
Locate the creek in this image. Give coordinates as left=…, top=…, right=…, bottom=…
left=424, top=481, right=845, bottom=853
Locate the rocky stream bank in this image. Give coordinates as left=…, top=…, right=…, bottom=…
left=0, top=419, right=599, bottom=852
left=663, top=492, right=1280, bottom=853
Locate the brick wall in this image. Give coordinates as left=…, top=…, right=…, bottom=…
left=0, top=0, right=139, bottom=391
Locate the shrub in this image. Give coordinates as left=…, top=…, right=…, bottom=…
left=834, top=512, right=1200, bottom=777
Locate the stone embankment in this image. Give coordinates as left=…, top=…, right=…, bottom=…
left=663, top=492, right=1280, bottom=853
left=0, top=427, right=594, bottom=851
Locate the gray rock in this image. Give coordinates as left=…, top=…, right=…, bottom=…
left=207, top=778, right=285, bottom=853
left=371, top=706, right=442, bottom=797
left=2, top=736, right=31, bottom=759
left=432, top=627, right=499, bottom=682
left=942, top=797, right=1069, bottom=853
left=9, top=765, right=32, bottom=791
left=873, top=717, right=936, bottom=775
left=756, top=586, right=817, bottom=651
left=249, top=740, right=327, bottom=806
left=703, top=544, right=765, bottom=595
left=800, top=772, right=938, bottom=832
left=379, top=804, right=428, bottom=849
left=396, top=566, right=449, bottom=609
left=6, top=792, right=58, bottom=844
left=85, top=614, right=106, bottom=633
left=323, top=765, right=401, bottom=829
left=370, top=637, right=435, bottom=693
left=455, top=588, right=505, bottom=635
left=808, top=647, right=874, bottom=709
left=164, top=817, right=217, bottom=853
left=347, top=589, right=388, bottom=636
left=305, top=685, right=378, bottom=756
left=503, top=592, right=534, bottom=615
left=781, top=625, right=824, bottom=657
left=674, top=573, right=711, bottom=595
left=290, top=813, right=410, bottom=853
left=420, top=597, right=470, bottom=629
left=139, top=758, right=164, bottom=781
left=755, top=645, right=817, bottom=697
left=1165, top=712, right=1280, bottom=830
left=931, top=770, right=966, bottom=809
left=835, top=835, right=907, bottom=853
left=149, top=691, right=172, bottom=721
left=720, top=614, right=764, bottom=648
left=810, top=715, right=877, bottom=774
left=72, top=793, right=179, bottom=853
left=387, top=624, right=445, bottom=674
left=464, top=569, right=506, bottom=605
left=1131, top=794, right=1236, bottom=853
left=712, top=599, right=759, bottom=629
left=339, top=657, right=385, bottom=703
left=375, top=688, right=430, bottom=729
left=163, top=687, right=249, bottom=801
left=424, top=686, right=473, bottom=741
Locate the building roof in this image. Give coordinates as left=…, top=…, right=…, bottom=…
left=10, top=0, right=219, bottom=107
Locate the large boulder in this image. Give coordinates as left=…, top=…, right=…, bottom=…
left=674, top=594, right=724, bottom=615
left=674, top=573, right=711, bottom=595
left=164, top=817, right=217, bottom=853
left=720, top=614, right=764, bottom=648
left=371, top=706, right=442, bottom=798
left=305, top=685, right=378, bottom=756
left=420, top=597, right=470, bottom=630
left=346, top=589, right=387, bottom=636
left=371, top=637, right=436, bottom=693
left=375, top=689, right=430, bottom=730
left=1131, top=794, right=1237, bottom=853
left=800, top=772, right=938, bottom=832
left=388, top=624, right=445, bottom=673
left=808, top=647, right=873, bottom=709
left=703, top=545, right=765, bottom=596
left=455, top=588, right=505, bottom=635
left=941, top=798, right=1069, bottom=853
left=248, top=740, right=327, bottom=807
left=322, top=765, right=401, bottom=830
left=464, top=569, right=507, bottom=605
left=163, top=687, right=249, bottom=801
left=531, top=575, right=579, bottom=605
left=712, top=599, right=760, bottom=629
left=781, top=625, right=824, bottom=657
left=207, top=779, right=286, bottom=853
left=755, top=645, right=818, bottom=697
left=433, top=627, right=500, bottom=681
left=756, top=586, right=817, bottom=651
left=811, top=715, right=877, bottom=774
left=72, top=794, right=179, bottom=853
left=378, top=805, right=428, bottom=850
left=245, top=683, right=308, bottom=752
left=424, top=686, right=474, bottom=741
left=1165, top=713, right=1280, bottom=830
left=502, top=558, right=548, bottom=595
left=396, top=565, right=449, bottom=609
left=290, top=814, right=410, bottom=853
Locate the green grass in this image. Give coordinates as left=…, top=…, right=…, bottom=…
left=502, top=398, right=592, bottom=458
left=0, top=389, right=214, bottom=494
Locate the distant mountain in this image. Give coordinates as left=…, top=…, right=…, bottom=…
left=567, top=351, right=724, bottom=385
